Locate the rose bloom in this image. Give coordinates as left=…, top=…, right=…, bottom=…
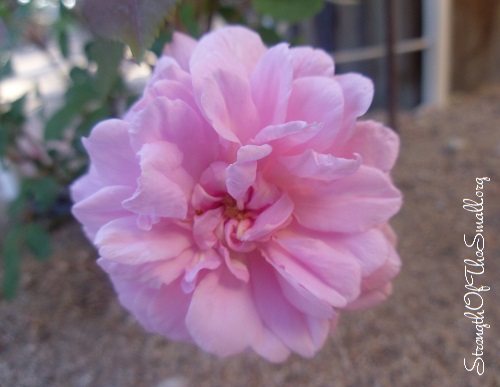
left=71, top=26, right=402, bottom=362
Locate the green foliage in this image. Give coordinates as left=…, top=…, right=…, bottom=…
left=79, top=0, right=181, bottom=61
left=252, top=0, right=324, bottom=23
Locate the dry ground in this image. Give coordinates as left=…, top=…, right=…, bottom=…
left=1, top=86, right=500, bottom=387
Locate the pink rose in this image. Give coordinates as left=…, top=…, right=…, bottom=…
left=71, top=26, right=402, bottom=362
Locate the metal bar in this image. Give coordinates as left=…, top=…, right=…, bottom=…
left=385, top=0, right=398, bottom=132
left=331, top=37, right=429, bottom=64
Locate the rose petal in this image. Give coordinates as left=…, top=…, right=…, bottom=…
left=163, top=31, right=197, bottom=72
left=72, top=185, right=134, bottom=240
left=279, top=149, right=361, bottom=181
left=286, top=77, right=344, bottom=152
left=338, top=120, right=400, bottom=172
left=249, top=257, right=325, bottom=357
left=226, top=144, right=272, bottom=199
left=185, top=267, right=263, bottom=357
left=251, top=43, right=293, bottom=127
left=291, top=165, right=402, bottom=232
left=122, top=142, right=193, bottom=220
left=242, top=192, right=294, bottom=241
left=82, top=119, right=139, bottom=186
left=290, top=46, right=334, bottom=78
left=95, top=216, right=193, bottom=265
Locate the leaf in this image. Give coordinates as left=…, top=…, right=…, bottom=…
left=78, top=0, right=181, bottom=61
left=251, top=0, right=324, bottom=23
left=2, top=226, right=23, bottom=300
left=179, top=2, right=200, bottom=38
left=88, top=39, right=124, bottom=98
left=44, top=81, right=98, bottom=140
left=0, top=122, right=8, bottom=158
left=23, top=176, right=60, bottom=213
left=24, top=223, right=51, bottom=261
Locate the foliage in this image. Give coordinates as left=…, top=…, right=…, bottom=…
left=0, top=0, right=326, bottom=299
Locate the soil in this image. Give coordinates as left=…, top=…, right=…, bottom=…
left=1, top=85, right=500, bottom=387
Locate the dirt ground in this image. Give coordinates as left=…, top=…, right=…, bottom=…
left=1, top=85, right=500, bottom=387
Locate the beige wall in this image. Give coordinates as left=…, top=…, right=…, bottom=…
left=452, top=0, right=500, bottom=91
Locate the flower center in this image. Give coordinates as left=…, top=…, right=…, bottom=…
left=222, top=194, right=252, bottom=220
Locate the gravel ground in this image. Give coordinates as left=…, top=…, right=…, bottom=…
left=1, top=85, right=500, bottom=387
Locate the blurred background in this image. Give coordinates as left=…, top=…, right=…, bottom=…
left=1, top=0, right=499, bottom=386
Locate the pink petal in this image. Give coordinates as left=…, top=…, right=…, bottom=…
left=338, top=120, right=400, bottom=172
left=345, top=240, right=400, bottom=310
left=330, top=73, right=374, bottom=150
left=290, top=46, right=334, bottom=78
left=291, top=165, right=402, bottom=232
left=279, top=149, right=361, bottom=181
left=185, top=267, right=263, bottom=357
left=197, top=162, right=228, bottom=197
left=220, top=245, right=250, bottom=282
left=190, top=26, right=266, bottom=76
left=197, top=69, right=260, bottom=144
left=149, top=56, right=192, bottom=85
left=249, top=257, right=324, bottom=357
left=276, top=273, right=336, bottom=318
left=250, top=325, right=291, bottom=363
left=242, top=192, right=294, bottom=241
left=131, top=97, right=219, bottom=178
left=106, top=271, right=192, bottom=341
left=271, top=236, right=362, bottom=304
left=163, top=31, right=197, bottom=72
left=250, top=43, right=293, bottom=127
left=70, top=165, right=103, bottom=203
left=226, top=144, right=272, bottom=199
left=72, top=185, right=134, bottom=240
left=286, top=77, right=344, bottom=152
left=95, top=216, right=193, bottom=265
left=261, top=241, right=352, bottom=308
left=182, top=249, right=222, bottom=293
left=82, top=119, right=139, bottom=186
left=245, top=174, right=281, bottom=211
left=252, top=121, right=322, bottom=154
left=122, top=142, right=193, bottom=220
left=192, top=207, right=224, bottom=250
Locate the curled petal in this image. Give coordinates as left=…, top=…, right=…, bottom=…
left=286, top=77, right=344, bottom=152
left=290, top=46, right=334, bottom=78
left=338, top=120, right=400, bottom=172
left=242, top=192, right=294, bottom=241
left=95, top=217, right=193, bottom=265
left=122, top=142, right=193, bottom=220
left=226, top=144, right=272, bottom=199
left=252, top=121, right=322, bottom=154
left=279, top=149, right=361, bottom=181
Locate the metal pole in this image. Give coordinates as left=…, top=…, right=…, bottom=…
left=385, top=0, right=398, bottom=132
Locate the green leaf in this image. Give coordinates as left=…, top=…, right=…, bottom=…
left=24, top=223, right=51, bottom=261
left=44, top=82, right=98, bottom=140
left=0, top=122, right=8, bottom=158
left=79, top=0, right=181, bottom=61
left=88, top=39, right=124, bottom=98
left=179, top=2, right=200, bottom=38
left=252, top=0, right=324, bottom=23
left=23, top=176, right=59, bottom=213
left=2, top=226, right=23, bottom=300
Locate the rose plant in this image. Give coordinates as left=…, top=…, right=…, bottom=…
left=71, top=26, right=402, bottom=361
